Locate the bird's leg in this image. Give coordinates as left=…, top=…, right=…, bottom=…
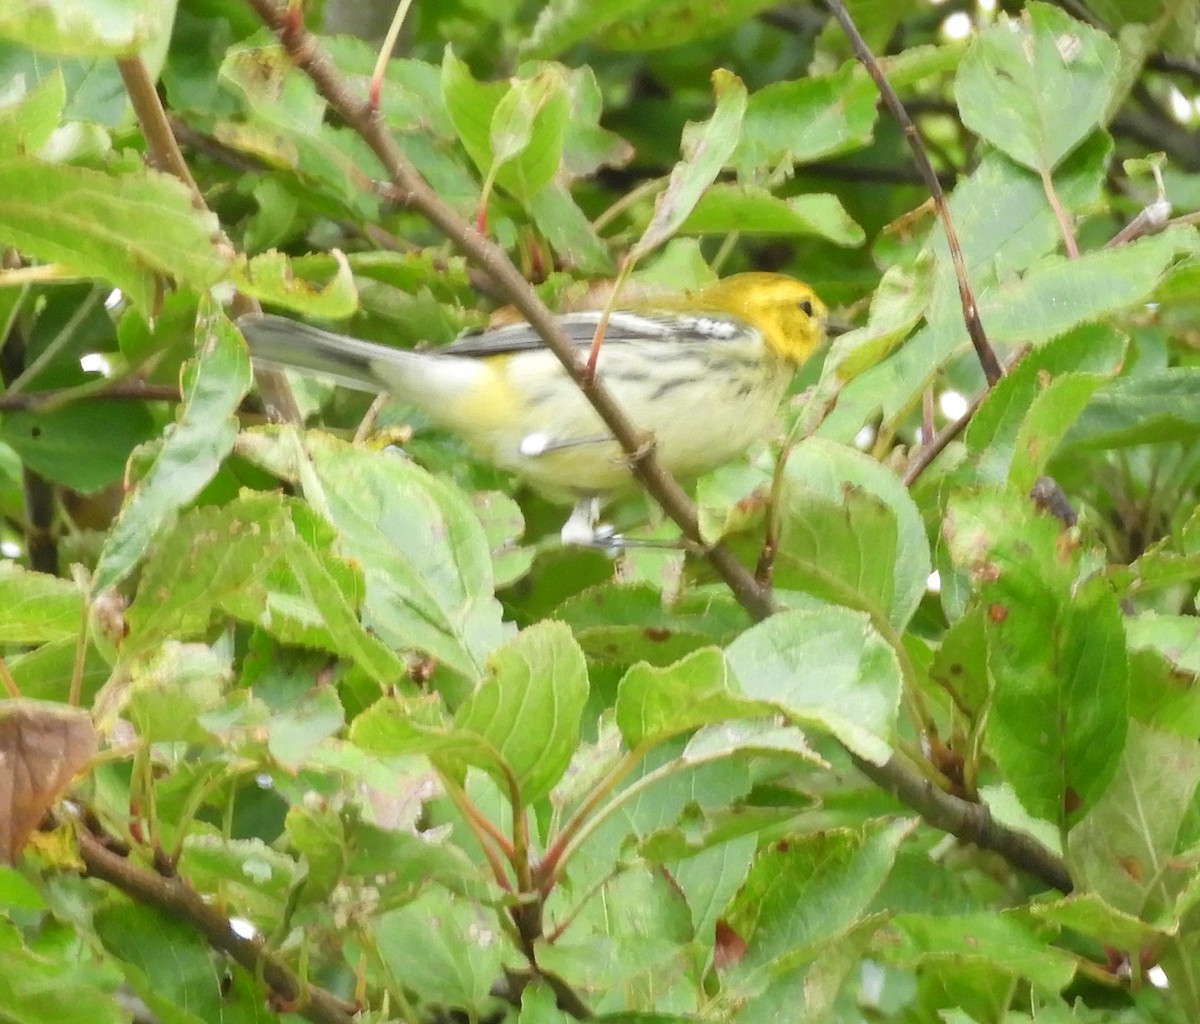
left=559, top=496, right=620, bottom=548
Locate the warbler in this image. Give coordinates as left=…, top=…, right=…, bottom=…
left=238, top=272, right=827, bottom=544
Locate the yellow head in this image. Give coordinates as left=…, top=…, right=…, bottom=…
left=684, top=272, right=827, bottom=365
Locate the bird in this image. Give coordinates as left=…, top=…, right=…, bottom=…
left=238, top=272, right=827, bottom=545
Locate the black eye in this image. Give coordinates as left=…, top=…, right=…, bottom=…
left=797, top=299, right=813, bottom=316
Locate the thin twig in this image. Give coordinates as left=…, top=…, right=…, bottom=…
left=117, top=55, right=303, bottom=426
left=823, top=0, right=1003, bottom=386
left=243, top=0, right=776, bottom=621
left=117, top=58, right=204, bottom=204
left=902, top=389, right=985, bottom=487
left=0, top=381, right=178, bottom=411
left=77, top=826, right=359, bottom=1024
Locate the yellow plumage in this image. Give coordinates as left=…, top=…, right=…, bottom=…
left=239, top=272, right=827, bottom=542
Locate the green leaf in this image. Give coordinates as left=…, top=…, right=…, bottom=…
left=723, top=821, right=910, bottom=989
left=629, top=69, right=746, bottom=262
left=0, top=399, right=158, bottom=495
left=126, top=493, right=403, bottom=685
left=1065, top=367, right=1200, bottom=448
left=0, top=159, right=227, bottom=309
left=615, top=647, right=769, bottom=750
left=592, top=0, right=785, bottom=53
left=527, top=179, right=613, bottom=275
left=0, top=562, right=83, bottom=643
left=945, top=491, right=1129, bottom=828
left=534, top=865, right=693, bottom=1003
left=92, top=304, right=251, bottom=592
left=454, top=621, right=589, bottom=804
left=0, top=69, right=64, bottom=157
left=557, top=582, right=747, bottom=666
left=885, top=911, right=1077, bottom=992
left=1124, top=615, right=1200, bottom=738
left=1030, top=892, right=1169, bottom=952
left=927, top=606, right=990, bottom=727
left=778, top=438, right=932, bottom=629
left=485, top=65, right=569, bottom=200
left=0, top=0, right=174, bottom=58
left=735, top=62, right=878, bottom=178
left=955, top=3, right=1118, bottom=173
left=822, top=259, right=932, bottom=383
left=679, top=184, right=864, bottom=247
left=95, top=901, right=224, bottom=1024
left=725, top=606, right=902, bottom=764
left=104, top=641, right=228, bottom=744
left=0, top=921, right=125, bottom=1024
left=0, top=865, right=44, bottom=911
left=962, top=323, right=1126, bottom=489
left=228, top=247, right=358, bottom=318
left=442, top=51, right=569, bottom=208
left=282, top=429, right=507, bottom=680
left=1069, top=722, right=1200, bottom=919
left=374, top=889, right=507, bottom=1016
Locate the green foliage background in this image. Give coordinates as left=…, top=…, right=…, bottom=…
left=1, top=0, right=1200, bottom=1022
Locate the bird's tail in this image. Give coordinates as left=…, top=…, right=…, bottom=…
left=237, top=314, right=400, bottom=393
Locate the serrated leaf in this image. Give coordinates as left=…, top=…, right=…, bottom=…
left=615, top=647, right=770, bottom=750
left=1030, top=892, right=1169, bottom=952
left=679, top=184, right=864, bottom=247
left=556, top=582, right=747, bottom=666
left=0, top=158, right=227, bottom=309
left=1065, top=367, right=1200, bottom=448
left=228, top=247, right=358, bottom=318
left=374, top=889, right=506, bottom=1015
left=0, top=562, right=83, bottom=643
left=455, top=621, right=589, bottom=804
left=724, top=821, right=911, bottom=989
left=955, top=3, right=1118, bottom=173
left=126, top=493, right=403, bottom=685
left=735, top=62, right=878, bottom=178
left=92, top=304, right=251, bottom=592
left=629, top=69, right=746, bottom=262
left=963, top=323, right=1126, bottom=489
left=778, top=438, right=931, bottom=629
left=886, top=911, right=1077, bottom=992
left=945, top=491, right=1129, bottom=828
left=290, top=430, right=508, bottom=679
left=1069, top=722, right=1200, bottom=919
left=725, top=606, right=902, bottom=764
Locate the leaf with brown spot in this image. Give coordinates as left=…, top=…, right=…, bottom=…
left=0, top=699, right=96, bottom=864
left=714, top=919, right=746, bottom=970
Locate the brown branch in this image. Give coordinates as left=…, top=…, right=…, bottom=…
left=243, top=0, right=775, bottom=621
left=823, top=0, right=1003, bottom=386
left=851, top=753, right=1073, bottom=893
left=0, top=381, right=181, bottom=411
left=116, top=55, right=303, bottom=427
left=77, top=827, right=359, bottom=1024
left=117, top=58, right=204, bottom=204
left=902, top=389, right=984, bottom=487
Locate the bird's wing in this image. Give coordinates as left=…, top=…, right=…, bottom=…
left=439, top=309, right=745, bottom=357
